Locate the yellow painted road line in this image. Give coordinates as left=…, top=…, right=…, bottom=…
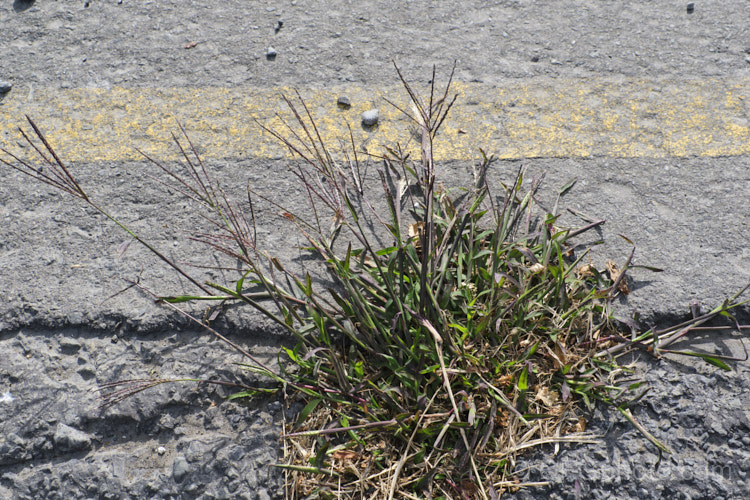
left=1, top=78, right=748, bottom=162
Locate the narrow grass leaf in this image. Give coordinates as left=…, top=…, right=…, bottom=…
left=667, top=351, right=732, bottom=371
left=618, top=407, right=672, bottom=454
left=296, top=398, right=323, bottom=427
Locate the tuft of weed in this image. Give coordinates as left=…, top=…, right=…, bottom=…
left=2, top=64, right=748, bottom=499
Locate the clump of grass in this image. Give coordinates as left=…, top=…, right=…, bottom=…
left=249, top=65, right=660, bottom=498
left=2, top=64, right=748, bottom=499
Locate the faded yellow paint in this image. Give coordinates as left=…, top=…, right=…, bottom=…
left=1, top=78, right=749, bottom=163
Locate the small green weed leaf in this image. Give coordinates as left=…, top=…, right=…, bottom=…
left=521, top=341, right=539, bottom=360
left=236, top=268, right=253, bottom=295
left=343, top=243, right=352, bottom=274
left=677, top=351, right=732, bottom=371
left=517, top=364, right=529, bottom=392
left=328, top=289, right=351, bottom=314
left=353, top=360, right=364, bottom=379
left=580, top=391, right=592, bottom=409
left=283, top=346, right=299, bottom=364
left=559, top=178, right=577, bottom=196
left=376, top=245, right=399, bottom=256
left=419, top=363, right=440, bottom=375
left=448, top=323, right=469, bottom=335
left=227, top=388, right=276, bottom=400
left=282, top=307, right=294, bottom=327
left=472, top=248, right=494, bottom=261
left=412, top=447, right=426, bottom=466
left=544, top=213, right=560, bottom=226
left=297, top=398, right=323, bottom=427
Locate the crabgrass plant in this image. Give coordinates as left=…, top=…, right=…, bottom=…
left=3, top=65, right=749, bottom=499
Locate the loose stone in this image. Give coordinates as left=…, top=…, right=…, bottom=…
left=361, top=109, right=379, bottom=126
left=172, top=456, right=190, bottom=482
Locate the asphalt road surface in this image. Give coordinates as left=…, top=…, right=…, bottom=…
left=1, top=1, right=749, bottom=499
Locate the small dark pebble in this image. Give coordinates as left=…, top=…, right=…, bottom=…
left=531, top=55, right=539, bottom=63
left=337, top=96, right=351, bottom=109
left=266, top=47, right=277, bottom=61
left=275, top=20, right=284, bottom=33
left=0, top=81, right=12, bottom=93
left=687, top=2, right=694, bottom=14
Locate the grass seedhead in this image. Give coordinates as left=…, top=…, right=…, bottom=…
left=1, top=115, right=89, bottom=200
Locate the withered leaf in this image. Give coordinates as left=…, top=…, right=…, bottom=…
left=408, top=221, right=424, bottom=241
left=460, top=479, right=478, bottom=495
left=605, top=260, right=630, bottom=294
left=576, top=263, right=596, bottom=279
left=535, top=386, right=559, bottom=407
left=529, top=262, right=546, bottom=274
left=575, top=416, right=587, bottom=433
left=332, top=450, right=359, bottom=460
